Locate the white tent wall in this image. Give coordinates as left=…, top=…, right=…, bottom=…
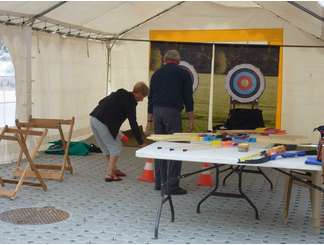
left=0, top=24, right=32, bottom=122
left=110, top=41, right=150, bottom=131
left=282, top=47, right=324, bottom=138
left=0, top=24, right=32, bottom=164
left=110, top=1, right=324, bottom=142
left=31, top=32, right=107, bottom=140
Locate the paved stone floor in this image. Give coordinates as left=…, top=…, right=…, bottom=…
left=0, top=147, right=324, bottom=243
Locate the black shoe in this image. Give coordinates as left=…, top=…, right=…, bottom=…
left=166, top=187, right=187, bottom=195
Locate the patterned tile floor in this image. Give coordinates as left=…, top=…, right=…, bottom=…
left=0, top=147, right=324, bottom=243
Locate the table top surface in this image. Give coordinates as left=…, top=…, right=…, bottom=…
left=136, top=141, right=321, bottom=172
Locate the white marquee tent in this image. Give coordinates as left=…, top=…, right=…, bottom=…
left=0, top=1, right=324, bottom=164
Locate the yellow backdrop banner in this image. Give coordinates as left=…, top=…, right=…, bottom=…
left=150, top=29, right=283, bottom=128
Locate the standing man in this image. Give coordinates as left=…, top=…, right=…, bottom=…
left=90, top=82, right=149, bottom=182
left=147, top=50, right=194, bottom=195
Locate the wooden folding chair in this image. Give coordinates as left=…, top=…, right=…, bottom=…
left=283, top=145, right=324, bottom=224
left=0, top=126, right=47, bottom=199
left=0, top=176, right=5, bottom=186
left=14, top=116, right=75, bottom=181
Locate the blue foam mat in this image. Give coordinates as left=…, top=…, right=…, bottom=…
left=305, top=156, right=322, bottom=165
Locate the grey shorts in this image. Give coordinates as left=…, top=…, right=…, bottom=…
left=90, top=116, right=122, bottom=156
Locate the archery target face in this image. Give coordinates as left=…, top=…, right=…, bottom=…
left=179, top=61, right=199, bottom=92
left=225, top=64, right=265, bottom=103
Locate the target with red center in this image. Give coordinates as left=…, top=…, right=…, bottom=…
left=225, top=64, right=265, bottom=103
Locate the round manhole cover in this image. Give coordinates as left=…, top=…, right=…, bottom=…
left=0, top=207, right=69, bottom=225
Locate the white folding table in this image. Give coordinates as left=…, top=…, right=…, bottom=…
left=136, top=141, right=323, bottom=239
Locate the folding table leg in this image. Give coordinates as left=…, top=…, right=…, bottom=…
left=237, top=166, right=259, bottom=220
left=154, top=160, right=175, bottom=239
left=310, top=171, right=322, bottom=234
left=283, top=175, right=293, bottom=224
left=222, top=166, right=236, bottom=186
left=197, top=165, right=221, bottom=213
left=257, top=167, right=273, bottom=190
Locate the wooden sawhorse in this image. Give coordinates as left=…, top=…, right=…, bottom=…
left=0, top=126, right=47, bottom=199
left=14, top=116, right=75, bottom=181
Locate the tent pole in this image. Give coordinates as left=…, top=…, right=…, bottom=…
left=288, top=2, right=324, bottom=22
left=26, top=28, right=32, bottom=119
left=105, top=41, right=111, bottom=96
left=105, top=37, right=324, bottom=48
left=105, top=39, right=118, bottom=96
left=208, top=44, right=215, bottom=131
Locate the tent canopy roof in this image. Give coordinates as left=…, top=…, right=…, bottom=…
left=0, top=1, right=183, bottom=39
left=0, top=1, right=323, bottom=41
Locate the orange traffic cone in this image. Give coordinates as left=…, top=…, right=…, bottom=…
left=197, top=163, right=213, bottom=187
left=138, top=159, right=155, bottom=183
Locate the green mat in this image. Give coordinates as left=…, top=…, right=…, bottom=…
left=45, top=140, right=91, bottom=156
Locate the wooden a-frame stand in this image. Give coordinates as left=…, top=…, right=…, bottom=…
left=0, top=126, right=47, bottom=199
left=14, top=116, right=75, bottom=182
